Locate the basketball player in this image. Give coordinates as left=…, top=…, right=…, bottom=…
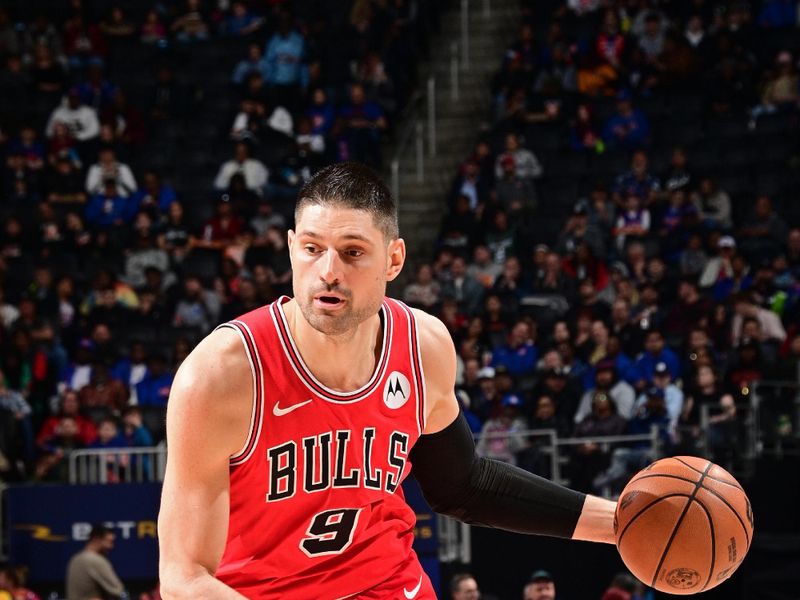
left=158, top=163, right=617, bottom=599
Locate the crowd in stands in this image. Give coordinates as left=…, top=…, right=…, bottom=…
left=406, top=0, right=800, bottom=494
left=0, top=0, right=443, bottom=483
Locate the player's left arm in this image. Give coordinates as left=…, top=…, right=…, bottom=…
left=410, top=309, right=616, bottom=544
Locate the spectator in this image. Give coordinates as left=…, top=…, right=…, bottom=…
left=699, top=235, right=738, bottom=287
left=263, top=12, right=308, bottom=107
left=614, top=194, right=651, bottom=253
left=558, top=202, right=606, bottom=259
left=602, top=90, right=651, bottom=150
left=99, top=6, right=135, bottom=39
left=634, top=361, right=684, bottom=431
left=339, top=83, right=387, bottom=167
left=46, top=151, right=87, bottom=209
left=493, top=133, right=543, bottom=181
left=738, top=195, right=789, bottom=261
left=75, top=60, right=117, bottom=113
left=523, top=570, right=557, bottom=600
left=135, top=353, right=174, bottom=408
left=731, top=292, right=787, bottom=345
left=757, top=51, right=799, bottom=113
left=65, top=524, right=125, bottom=600
left=569, top=103, right=604, bottom=153
left=613, top=150, right=661, bottom=205
left=662, top=278, right=711, bottom=340
left=140, top=9, right=167, bottom=45
left=0, top=368, right=34, bottom=467
left=112, top=342, right=148, bottom=402
left=85, top=147, right=137, bottom=197
left=495, top=155, right=537, bottom=215
left=224, top=2, right=265, bottom=37
left=63, top=14, right=107, bottom=70
left=124, top=231, right=170, bottom=289
left=214, top=142, right=268, bottom=193
left=441, top=256, right=484, bottom=317
left=476, top=394, right=528, bottom=466
left=306, top=88, right=336, bottom=139
left=45, top=89, right=100, bottom=143
left=34, top=416, right=83, bottom=481
left=172, top=276, right=221, bottom=332
left=637, top=12, right=666, bottom=61
left=574, top=359, right=636, bottom=423
left=199, top=195, right=246, bottom=249
left=0, top=565, right=40, bottom=600
left=450, top=573, right=480, bottom=600
left=491, top=320, right=538, bottom=376
left=88, top=418, right=128, bottom=481
left=632, top=329, right=680, bottom=389
left=77, top=360, right=128, bottom=414
left=572, top=391, right=628, bottom=492
left=467, top=246, right=502, bottom=289
left=85, top=179, right=130, bottom=230
left=232, top=43, right=267, bottom=86
left=171, top=0, right=210, bottom=43
left=403, top=264, right=441, bottom=311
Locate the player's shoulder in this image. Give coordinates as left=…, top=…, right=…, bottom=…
left=171, top=326, right=253, bottom=408
left=408, top=307, right=453, bottom=352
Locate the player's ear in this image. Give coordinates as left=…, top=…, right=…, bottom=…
left=386, top=238, right=405, bottom=282
left=287, top=230, right=295, bottom=264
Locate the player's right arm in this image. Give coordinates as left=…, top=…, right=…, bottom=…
left=158, top=328, right=252, bottom=600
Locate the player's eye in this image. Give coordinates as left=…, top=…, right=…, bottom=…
left=304, top=245, right=320, bottom=254
left=345, top=249, right=364, bottom=258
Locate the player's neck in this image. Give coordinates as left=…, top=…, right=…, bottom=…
left=285, top=301, right=383, bottom=392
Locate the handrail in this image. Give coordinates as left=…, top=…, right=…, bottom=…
left=69, top=445, right=167, bottom=484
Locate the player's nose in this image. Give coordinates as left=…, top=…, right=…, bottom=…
left=319, top=248, right=342, bottom=285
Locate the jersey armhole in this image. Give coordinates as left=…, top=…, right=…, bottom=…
left=407, top=307, right=427, bottom=435
left=214, top=321, right=264, bottom=466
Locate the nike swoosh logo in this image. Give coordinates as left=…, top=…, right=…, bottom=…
left=273, top=399, right=313, bottom=416
left=404, top=576, right=422, bottom=599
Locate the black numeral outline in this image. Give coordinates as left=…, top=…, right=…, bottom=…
left=299, top=507, right=362, bottom=557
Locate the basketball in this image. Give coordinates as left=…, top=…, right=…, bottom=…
left=614, top=456, right=754, bottom=595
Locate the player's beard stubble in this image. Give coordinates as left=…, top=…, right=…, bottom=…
left=298, top=282, right=384, bottom=336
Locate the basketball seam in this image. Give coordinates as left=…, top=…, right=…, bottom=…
left=617, top=493, right=692, bottom=547
left=673, top=458, right=743, bottom=490
left=650, top=461, right=713, bottom=588
left=692, top=497, right=716, bottom=591
left=698, top=485, right=751, bottom=549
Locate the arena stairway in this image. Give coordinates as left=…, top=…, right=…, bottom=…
left=385, top=0, right=520, bottom=284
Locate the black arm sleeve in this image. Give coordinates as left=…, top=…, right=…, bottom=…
left=409, top=411, right=587, bottom=539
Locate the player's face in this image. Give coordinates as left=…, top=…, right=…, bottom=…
left=289, top=204, right=405, bottom=336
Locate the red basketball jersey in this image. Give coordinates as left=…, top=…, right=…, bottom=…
left=214, top=296, right=436, bottom=599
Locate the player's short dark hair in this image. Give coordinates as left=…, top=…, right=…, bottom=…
left=89, top=524, right=114, bottom=540
left=296, top=162, right=398, bottom=240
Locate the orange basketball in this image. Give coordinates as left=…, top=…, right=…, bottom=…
left=614, top=456, right=754, bottom=595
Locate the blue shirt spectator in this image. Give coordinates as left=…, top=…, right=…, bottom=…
left=263, top=20, right=308, bottom=88
left=130, top=170, right=178, bottom=214
left=85, top=183, right=131, bottom=228
left=602, top=91, right=650, bottom=150
left=224, top=2, right=264, bottom=37
left=232, top=43, right=268, bottom=86
left=306, top=88, right=336, bottom=136
left=490, top=321, right=538, bottom=376
left=632, top=331, right=681, bottom=387
left=135, top=355, right=173, bottom=407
